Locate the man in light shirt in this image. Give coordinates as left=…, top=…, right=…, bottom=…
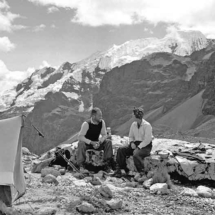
left=77, top=107, right=113, bottom=171
left=113, top=107, right=153, bottom=177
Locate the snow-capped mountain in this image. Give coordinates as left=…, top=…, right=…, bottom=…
left=0, top=30, right=208, bottom=112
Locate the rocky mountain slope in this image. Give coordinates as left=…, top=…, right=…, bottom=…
left=95, top=43, right=215, bottom=135
left=0, top=30, right=214, bottom=154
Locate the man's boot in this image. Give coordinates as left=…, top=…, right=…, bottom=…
left=111, top=164, right=122, bottom=178
left=104, top=159, right=114, bottom=174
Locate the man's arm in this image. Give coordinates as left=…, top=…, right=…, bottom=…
left=99, top=120, right=107, bottom=143
left=138, top=124, right=152, bottom=149
left=78, top=122, right=91, bottom=144
left=129, top=123, right=135, bottom=143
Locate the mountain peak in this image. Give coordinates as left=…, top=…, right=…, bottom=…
left=59, top=62, right=74, bottom=71
left=162, top=30, right=208, bottom=55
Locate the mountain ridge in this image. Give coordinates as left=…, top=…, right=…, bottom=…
left=0, top=30, right=208, bottom=112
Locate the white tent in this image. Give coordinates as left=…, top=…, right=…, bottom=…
left=0, top=116, right=26, bottom=206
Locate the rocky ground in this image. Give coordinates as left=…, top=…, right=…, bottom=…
left=1, top=169, right=215, bottom=215
left=2, top=137, right=215, bottom=215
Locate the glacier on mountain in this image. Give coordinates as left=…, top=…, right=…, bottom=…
left=0, top=30, right=208, bottom=111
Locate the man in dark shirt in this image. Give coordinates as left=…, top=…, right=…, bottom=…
left=77, top=107, right=113, bottom=171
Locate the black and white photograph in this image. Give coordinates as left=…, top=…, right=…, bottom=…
left=1, top=0, right=215, bottom=214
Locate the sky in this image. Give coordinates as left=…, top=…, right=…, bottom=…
left=0, top=0, right=215, bottom=93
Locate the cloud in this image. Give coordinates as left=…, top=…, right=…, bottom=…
left=47, top=6, right=59, bottom=13
left=0, top=0, right=9, bottom=10
left=28, top=0, right=215, bottom=37
left=0, top=36, right=15, bottom=52
left=39, top=60, right=50, bottom=69
left=33, top=24, right=46, bottom=32
left=51, top=24, right=56, bottom=28
left=0, top=60, right=34, bottom=93
left=0, top=0, right=21, bottom=32
left=12, top=24, right=27, bottom=31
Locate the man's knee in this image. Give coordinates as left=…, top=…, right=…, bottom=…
left=133, top=151, right=141, bottom=160
left=117, top=147, right=126, bottom=154
left=104, top=139, right=112, bottom=146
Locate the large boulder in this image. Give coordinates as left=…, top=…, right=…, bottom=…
left=143, top=139, right=215, bottom=182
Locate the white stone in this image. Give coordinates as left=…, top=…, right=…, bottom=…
left=150, top=183, right=168, bottom=194
left=180, top=188, right=198, bottom=197
left=197, top=186, right=213, bottom=198
left=143, top=178, right=153, bottom=189
left=22, top=147, right=31, bottom=155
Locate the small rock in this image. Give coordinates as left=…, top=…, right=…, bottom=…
left=180, top=188, right=198, bottom=197
left=106, top=199, right=123, bottom=210
left=59, top=169, right=66, bottom=175
left=53, top=165, right=62, bottom=170
left=22, top=147, right=31, bottom=155
left=134, top=173, right=141, bottom=181
left=56, top=176, right=62, bottom=181
left=76, top=202, right=96, bottom=213
left=147, top=171, right=154, bottom=178
left=91, top=177, right=102, bottom=186
left=138, top=175, right=148, bottom=183
left=73, top=172, right=85, bottom=179
left=125, top=182, right=137, bottom=188
left=42, top=174, right=59, bottom=185
left=37, top=208, right=57, bottom=215
left=128, top=171, right=135, bottom=176
left=67, top=196, right=82, bottom=211
left=79, top=168, right=89, bottom=174
left=84, top=177, right=93, bottom=182
left=206, top=149, right=213, bottom=155
left=41, top=167, right=61, bottom=178
left=150, top=183, right=168, bottom=194
left=143, top=178, right=153, bottom=189
left=99, top=184, right=113, bottom=198
left=197, top=186, right=213, bottom=198
left=94, top=171, right=104, bottom=179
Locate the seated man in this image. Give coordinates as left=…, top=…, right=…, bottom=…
left=76, top=107, right=113, bottom=172
left=113, top=107, right=153, bottom=177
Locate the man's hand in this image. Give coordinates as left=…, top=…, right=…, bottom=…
left=91, top=141, right=100, bottom=149
left=133, top=147, right=140, bottom=155
left=131, top=142, right=136, bottom=149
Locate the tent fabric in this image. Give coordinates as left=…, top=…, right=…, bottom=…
left=0, top=115, right=26, bottom=205
left=0, top=186, right=11, bottom=207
